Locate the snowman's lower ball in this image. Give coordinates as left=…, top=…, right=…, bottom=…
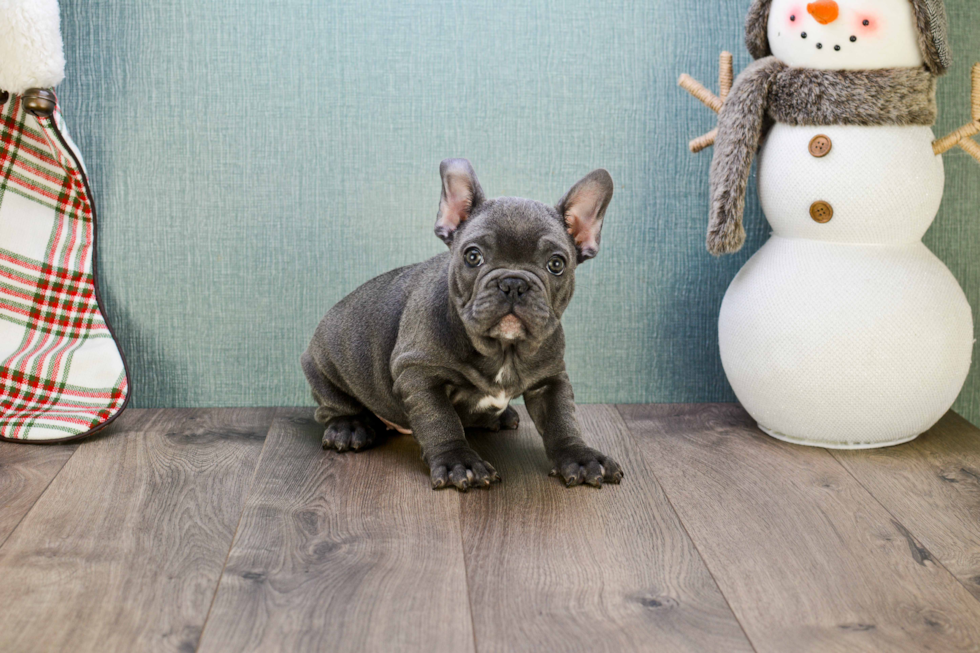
left=719, top=237, right=973, bottom=448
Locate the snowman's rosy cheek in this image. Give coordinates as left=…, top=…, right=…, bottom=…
left=855, top=14, right=880, bottom=35
left=785, top=6, right=805, bottom=28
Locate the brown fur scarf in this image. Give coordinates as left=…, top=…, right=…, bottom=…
left=707, top=58, right=938, bottom=255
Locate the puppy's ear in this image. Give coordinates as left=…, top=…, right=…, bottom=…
left=556, top=169, right=613, bottom=263
left=435, top=159, right=485, bottom=245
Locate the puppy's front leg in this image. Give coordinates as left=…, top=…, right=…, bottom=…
left=397, top=371, right=500, bottom=491
left=524, top=373, right=624, bottom=488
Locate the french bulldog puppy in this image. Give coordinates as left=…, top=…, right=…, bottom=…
left=302, top=159, right=624, bottom=491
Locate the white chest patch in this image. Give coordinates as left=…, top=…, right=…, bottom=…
left=476, top=391, right=510, bottom=412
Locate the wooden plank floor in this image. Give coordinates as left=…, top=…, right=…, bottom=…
left=0, top=409, right=274, bottom=653
left=197, top=409, right=475, bottom=653
left=0, top=439, right=76, bottom=547
left=459, top=405, right=752, bottom=653
left=619, top=404, right=980, bottom=653
left=0, top=404, right=978, bottom=652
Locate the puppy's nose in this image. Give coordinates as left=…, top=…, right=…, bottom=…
left=807, top=0, right=839, bottom=25
left=497, top=276, right=529, bottom=300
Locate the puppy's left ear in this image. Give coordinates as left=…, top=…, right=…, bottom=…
left=435, top=158, right=485, bottom=245
left=556, top=169, right=614, bottom=263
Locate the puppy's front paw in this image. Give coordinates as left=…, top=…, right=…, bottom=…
left=549, top=445, right=624, bottom=488
left=322, top=416, right=377, bottom=453
left=428, top=447, right=500, bottom=491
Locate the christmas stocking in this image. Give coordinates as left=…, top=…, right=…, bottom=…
left=0, top=0, right=129, bottom=442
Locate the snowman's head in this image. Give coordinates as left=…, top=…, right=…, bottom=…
left=747, top=0, right=952, bottom=74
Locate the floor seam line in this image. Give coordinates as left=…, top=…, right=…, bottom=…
left=0, top=442, right=81, bottom=552
left=195, top=407, right=281, bottom=652
left=613, top=404, right=762, bottom=653
left=457, top=492, right=481, bottom=653
left=826, top=447, right=980, bottom=606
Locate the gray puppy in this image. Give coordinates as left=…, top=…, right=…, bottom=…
left=302, top=159, right=623, bottom=491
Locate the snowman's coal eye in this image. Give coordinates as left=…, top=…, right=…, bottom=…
left=863, top=19, right=870, bottom=26
left=790, top=15, right=796, bottom=21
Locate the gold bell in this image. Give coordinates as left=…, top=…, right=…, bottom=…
left=22, top=88, right=57, bottom=118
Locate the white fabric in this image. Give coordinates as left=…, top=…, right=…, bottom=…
left=720, top=237, right=974, bottom=447
left=758, top=125, right=944, bottom=245
left=0, top=0, right=64, bottom=94
left=0, top=99, right=129, bottom=442
left=0, top=320, right=26, bottom=363
left=0, top=189, right=57, bottom=261
left=767, top=0, right=925, bottom=70
left=723, top=0, right=970, bottom=448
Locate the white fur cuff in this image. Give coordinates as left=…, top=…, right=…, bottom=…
left=0, top=0, right=65, bottom=94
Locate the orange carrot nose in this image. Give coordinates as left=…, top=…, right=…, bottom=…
left=807, top=0, right=839, bottom=24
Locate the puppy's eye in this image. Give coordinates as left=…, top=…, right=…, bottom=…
left=547, top=256, right=566, bottom=276
left=464, top=247, right=484, bottom=268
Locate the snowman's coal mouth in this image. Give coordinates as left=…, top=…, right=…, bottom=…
left=800, top=31, right=856, bottom=52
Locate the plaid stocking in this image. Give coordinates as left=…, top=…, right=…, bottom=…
left=0, top=93, right=129, bottom=442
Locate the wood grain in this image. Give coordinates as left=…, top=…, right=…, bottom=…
left=0, top=408, right=274, bottom=653
left=831, top=412, right=980, bottom=602
left=619, top=403, right=980, bottom=653
left=197, top=408, right=475, bottom=653
left=459, top=405, right=753, bottom=653
left=0, top=441, right=76, bottom=547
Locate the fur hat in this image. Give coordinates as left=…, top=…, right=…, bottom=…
left=0, top=0, right=65, bottom=94
left=745, top=0, right=952, bottom=75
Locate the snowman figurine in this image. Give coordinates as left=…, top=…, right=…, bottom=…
left=681, top=0, right=980, bottom=448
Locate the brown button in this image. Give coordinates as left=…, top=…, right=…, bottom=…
left=809, top=134, right=832, bottom=158
left=810, top=201, right=834, bottom=223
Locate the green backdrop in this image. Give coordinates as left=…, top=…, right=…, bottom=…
left=58, top=0, right=980, bottom=425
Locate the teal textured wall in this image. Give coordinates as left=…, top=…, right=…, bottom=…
left=58, top=0, right=980, bottom=424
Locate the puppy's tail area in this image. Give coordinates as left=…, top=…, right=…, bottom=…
left=301, top=351, right=333, bottom=407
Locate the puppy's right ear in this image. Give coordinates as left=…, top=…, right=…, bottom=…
left=435, top=158, right=485, bottom=245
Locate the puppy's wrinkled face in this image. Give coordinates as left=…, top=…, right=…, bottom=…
left=433, top=159, right=613, bottom=351
left=449, top=198, right=576, bottom=346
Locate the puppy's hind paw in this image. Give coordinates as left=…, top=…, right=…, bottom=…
left=322, top=416, right=378, bottom=453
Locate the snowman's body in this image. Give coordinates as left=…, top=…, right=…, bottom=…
left=717, top=0, right=974, bottom=447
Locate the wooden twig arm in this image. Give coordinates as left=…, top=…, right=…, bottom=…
left=933, top=121, right=980, bottom=155
left=679, top=75, right=723, bottom=113
left=959, top=137, right=980, bottom=164
left=719, top=51, right=733, bottom=100
left=679, top=52, right=735, bottom=153
left=933, top=63, right=980, bottom=164
left=690, top=128, right=719, bottom=154
left=973, top=62, right=980, bottom=121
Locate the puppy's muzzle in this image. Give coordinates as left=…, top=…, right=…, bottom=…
left=497, top=275, right=529, bottom=302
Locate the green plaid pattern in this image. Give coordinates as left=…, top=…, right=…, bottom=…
left=0, top=94, right=129, bottom=442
